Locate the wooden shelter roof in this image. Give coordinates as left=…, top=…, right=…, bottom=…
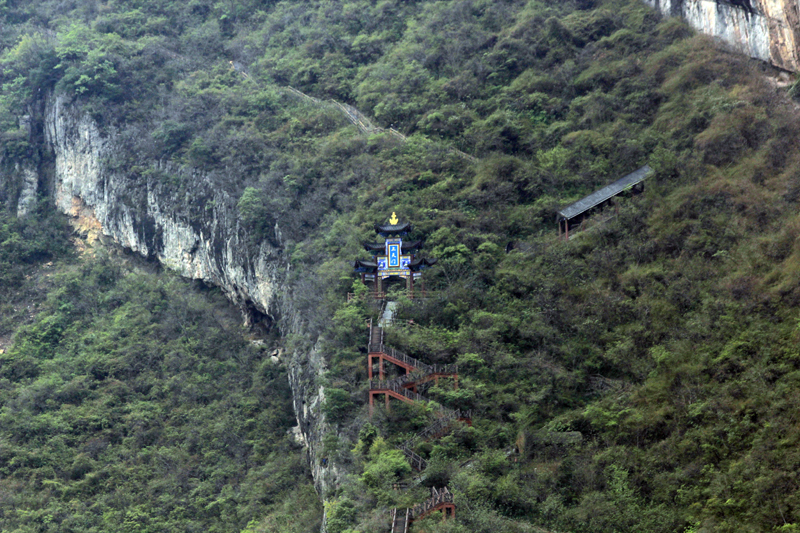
left=558, top=165, right=652, bottom=221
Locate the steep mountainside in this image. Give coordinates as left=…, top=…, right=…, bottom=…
left=3, top=0, right=800, bottom=532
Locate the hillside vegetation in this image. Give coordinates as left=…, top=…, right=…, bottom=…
left=2, top=0, right=800, bottom=532
left=0, top=214, right=321, bottom=532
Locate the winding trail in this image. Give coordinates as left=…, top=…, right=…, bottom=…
left=283, top=86, right=478, bottom=163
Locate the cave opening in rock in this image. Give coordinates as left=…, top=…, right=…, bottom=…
left=243, top=300, right=273, bottom=335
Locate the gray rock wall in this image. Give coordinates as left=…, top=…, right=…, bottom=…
left=644, top=0, right=800, bottom=72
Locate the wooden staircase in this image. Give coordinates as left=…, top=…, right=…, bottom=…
left=390, top=508, right=411, bottom=533
left=368, top=326, right=458, bottom=377
left=391, top=487, right=456, bottom=532
left=413, top=487, right=456, bottom=521
left=367, top=320, right=465, bottom=530
left=367, top=324, right=462, bottom=414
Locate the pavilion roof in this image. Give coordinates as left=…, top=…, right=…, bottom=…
left=375, top=221, right=413, bottom=236
left=558, top=165, right=652, bottom=221
left=353, top=259, right=377, bottom=273
left=409, top=257, right=437, bottom=270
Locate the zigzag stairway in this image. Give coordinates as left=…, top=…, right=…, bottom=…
left=366, top=319, right=470, bottom=532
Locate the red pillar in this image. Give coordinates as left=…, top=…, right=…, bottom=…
left=379, top=355, right=384, bottom=380
left=368, top=355, right=373, bottom=379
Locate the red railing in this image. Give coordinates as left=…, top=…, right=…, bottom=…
left=412, top=487, right=454, bottom=520
left=369, top=341, right=458, bottom=376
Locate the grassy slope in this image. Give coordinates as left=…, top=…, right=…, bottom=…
left=3, top=0, right=800, bottom=532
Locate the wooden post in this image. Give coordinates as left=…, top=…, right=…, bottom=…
left=445, top=505, right=455, bottom=519
left=379, top=355, right=384, bottom=380
left=368, top=355, right=373, bottom=379
left=385, top=392, right=390, bottom=412
left=565, top=219, right=569, bottom=240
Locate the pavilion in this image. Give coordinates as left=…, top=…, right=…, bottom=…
left=353, top=213, right=436, bottom=298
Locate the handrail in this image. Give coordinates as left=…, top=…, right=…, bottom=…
left=411, top=487, right=454, bottom=519
left=381, top=367, right=459, bottom=391
left=399, top=442, right=427, bottom=471
left=368, top=339, right=458, bottom=376
left=403, top=408, right=471, bottom=445
left=369, top=379, right=437, bottom=407
left=390, top=508, right=410, bottom=533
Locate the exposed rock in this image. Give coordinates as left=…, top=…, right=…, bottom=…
left=65, top=195, right=103, bottom=243
left=270, top=347, right=284, bottom=364
left=290, top=425, right=307, bottom=446
left=37, top=94, right=341, bottom=518
left=645, top=0, right=800, bottom=71
left=16, top=164, right=38, bottom=218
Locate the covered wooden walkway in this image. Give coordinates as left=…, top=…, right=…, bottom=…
left=558, top=165, right=652, bottom=239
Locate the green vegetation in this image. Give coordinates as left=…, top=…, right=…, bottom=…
left=2, top=0, right=800, bottom=531
left=0, top=241, right=320, bottom=532
left=0, top=205, right=72, bottom=336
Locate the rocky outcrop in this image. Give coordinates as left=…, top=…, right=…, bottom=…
left=45, top=95, right=285, bottom=317
left=41, top=95, right=339, bottom=508
left=15, top=164, right=38, bottom=218
left=645, top=0, right=800, bottom=72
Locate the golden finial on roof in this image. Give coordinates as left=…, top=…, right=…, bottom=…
left=389, top=212, right=399, bottom=225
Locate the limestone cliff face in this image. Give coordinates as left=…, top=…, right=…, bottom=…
left=645, top=0, right=800, bottom=72
left=42, top=95, right=339, bottom=507
left=46, top=95, right=284, bottom=316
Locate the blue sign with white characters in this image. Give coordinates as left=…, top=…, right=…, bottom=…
left=378, top=238, right=411, bottom=279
